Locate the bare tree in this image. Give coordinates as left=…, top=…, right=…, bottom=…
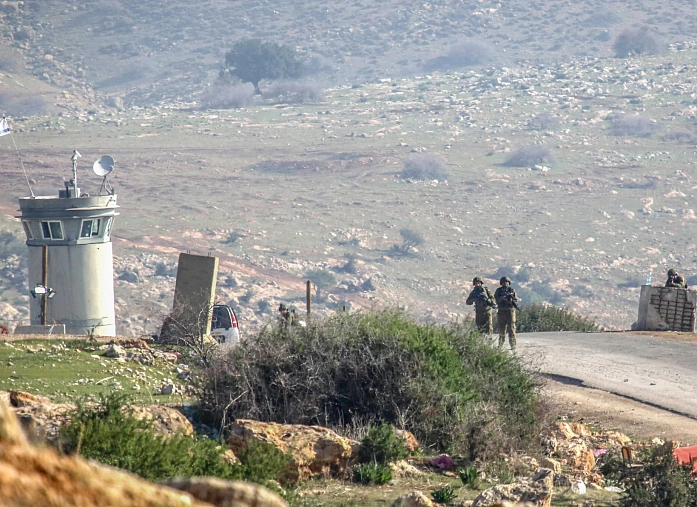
left=158, top=299, right=218, bottom=366
left=393, top=228, right=424, bottom=255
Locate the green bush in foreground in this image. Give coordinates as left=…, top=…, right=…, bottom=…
left=516, top=304, right=598, bottom=333
left=431, top=485, right=457, bottom=504
left=358, top=422, right=408, bottom=465
left=352, top=463, right=392, bottom=485
left=603, top=444, right=697, bottom=507
left=201, top=310, right=541, bottom=459
left=57, top=393, right=289, bottom=484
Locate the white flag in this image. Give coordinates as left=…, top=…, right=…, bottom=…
left=0, top=117, right=9, bottom=137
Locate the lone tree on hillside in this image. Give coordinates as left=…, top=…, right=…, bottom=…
left=613, top=26, right=663, bottom=57
left=392, top=228, right=424, bottom=256
left=305, top=269, right=337, bottom=302
left=224, top=39, right=305, bottom=95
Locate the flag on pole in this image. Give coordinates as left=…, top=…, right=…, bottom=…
left=0, top=117, right=10, bottom=137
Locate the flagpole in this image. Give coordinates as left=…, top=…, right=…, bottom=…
left=2, top=116, right=34, bottom=197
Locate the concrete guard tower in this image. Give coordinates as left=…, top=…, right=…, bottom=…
left=15, top=152, right=119, bottom=336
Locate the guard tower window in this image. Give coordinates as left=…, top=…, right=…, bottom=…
left=22, top=220, right=34, bottom=240
left=41, top=221, right=63, bottom=240
left=80, top=219, right=101, bottom=238
left=104, top=217, right=113, bottom=238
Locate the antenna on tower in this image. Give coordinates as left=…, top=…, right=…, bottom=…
left=93, top=156, right=115, bottom=196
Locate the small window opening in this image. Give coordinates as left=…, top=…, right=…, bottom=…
left=41, top=221, right=63, bottom=240
left=22, top=221, right=34, bottom=240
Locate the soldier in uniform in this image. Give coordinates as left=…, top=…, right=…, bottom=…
left=665, top=268, right=688, bottom=288
left=466, top=276, right=496, bottom=335
left=494, top=277, right=518, bottom=350
left=278, top=303, right=297, bottom=327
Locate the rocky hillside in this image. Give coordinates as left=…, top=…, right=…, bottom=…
left=2, top=0, right=697, bottom=108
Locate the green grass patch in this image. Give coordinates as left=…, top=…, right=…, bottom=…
left=516, top=305, right=598, bottom=333
left=0, top=339, right=188, bottom=404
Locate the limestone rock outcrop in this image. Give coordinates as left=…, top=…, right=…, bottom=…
left=391, top=491, right=435, bottom=507
left=162, top=477, right=288, bottom=507
left=471, top=470, right=553, bottom=507
left=228, top=419, right=359, bottom=482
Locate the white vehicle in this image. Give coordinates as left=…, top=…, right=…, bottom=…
left=210, top=304, right=241, bottom=346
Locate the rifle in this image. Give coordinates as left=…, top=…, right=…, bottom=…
left=502, top=288, right=519, bottom=309
left=475, top=288, right=496, bottom=308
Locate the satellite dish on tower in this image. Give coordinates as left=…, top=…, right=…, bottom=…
left=93, top=156, right=115, bottom=195
left=93, top=156, right=114, bottom=176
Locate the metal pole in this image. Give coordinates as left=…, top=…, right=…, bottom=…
left=41, top=244, right=48, bottom=325
left=306, top=280, right=312, bottom=320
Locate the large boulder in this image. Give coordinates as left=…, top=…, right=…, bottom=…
left=12, top=394, right=193, bottom=440
left=228, top=419, right=359, bottom=482
left=0, top=397, right=210, bottom=507
left=162, top=477, right=287, bottom=507
left=471, top=470, right=553, bottom=507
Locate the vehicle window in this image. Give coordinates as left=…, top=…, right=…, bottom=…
left=212, top=307, right=232, bottom=329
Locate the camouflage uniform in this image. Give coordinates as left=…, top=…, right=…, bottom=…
left=665, top=269, right=688, bottom=289
left=466, top=277, right=496, bottom=335
left=494, top=277, right=518, bottom=350
left=278, top=303, right=297, bottom=327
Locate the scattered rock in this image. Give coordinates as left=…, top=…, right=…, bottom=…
left=228, top=419, right=359, bottom=482
left=105, top=344, right=125, bottom=358
left=395, top=429, right=420, bottom=452
left=129, top=405, right=193, bottom=437
left=471, top=471, right=553, bottom=507
left=391, top=491, right=435, bottom=507
left=161, top=477, right=287, bottom=507
left=9, top=391, right=51, bottom=408
left=160, top=384, right=175, bottom=395
left=389, top=460, right=424, bottom=478
left=538, top=457, right=561, bottom=474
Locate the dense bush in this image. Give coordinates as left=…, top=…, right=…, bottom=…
left=358, top=422, right=408, bottom=465
left=199, top=310, right=541, bottom=459
left=516, top=305, right=598, bottom=333
left=401, top=154, right=449, bottom=181
left=613, top=26, right=663, bottom=58
left=603, top=444, right=697, bottom=506
left=57, top=394, right=290, bottom=484
left=353, top=463, right=392, bottom=485
left=57, top=394, right=238, bottom=482
left=503, top=146, right=554, bottom=167
left=610, top=114, right=656, bottom=137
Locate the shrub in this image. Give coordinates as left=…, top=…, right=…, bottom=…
left=527, top=113, right=558, bottom=131
left=199, top=310, right=541, bottom=459
left=459, top=466, right=481, bottom=489
left=200, top=82, right=255, bottom=109
left=431, top=485, right=457, bottom=504
left=663, top=131, right=697, bottom=144
left=57, top=394, right=238, bottom=482
left=516, top=305, right=597, bottom=333
left=604, top=444, right=697, bottom=506
left=401, top=154, right=449, bottom=181
left=353, top=463, right=392, bottom=485
left=305, top=268, right=337, bottom=301
left=392, top=228, right=424, bottom=255
left=610, top=115, right=656, bottom=137
left=529, top=280, right=563, bottom=305
left=503, top=146, right=554, bottom=167
left=423, top=40, right=494, bottom=72
left=613, top=26, right=663, bottom=58
left=336, top=255, right=357, bottom=274
left=262, top=80, right=325, bottom=104
left=234, top=440, right=293, bottom=484
left=358, top=422, right=408, bottom=465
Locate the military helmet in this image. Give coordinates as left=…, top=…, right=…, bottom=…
left=472, top=276, right=483, bottom=284
left=668, top=268, right=678, bottom=277
left=500, top=276, right=511, bottom=285
left=278, top=303, right=288, bottom=311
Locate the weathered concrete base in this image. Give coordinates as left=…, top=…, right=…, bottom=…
left=13, top=324, right=67, bottom=335
left=636, top=285, right=696, bottom=332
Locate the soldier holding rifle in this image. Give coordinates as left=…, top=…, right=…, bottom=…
left=466, top=276, right=496, bottom=335
left=494, top=276, right=518, bottom=350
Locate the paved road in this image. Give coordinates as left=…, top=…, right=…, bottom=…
left=518, top=332, right=697, bottom=419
